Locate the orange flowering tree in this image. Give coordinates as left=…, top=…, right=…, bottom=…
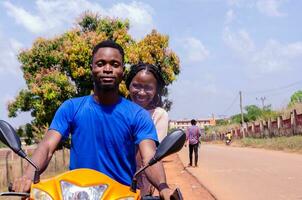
left=8, top=13, right=180, bottom=139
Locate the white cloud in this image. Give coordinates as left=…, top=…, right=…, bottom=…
left=109, top=2, right=154, bottom=39
left=10, top=39, right=24, bottom=52
left=181, top=37, right=210, bottom=63
left=3, top=0, right=102, bottom=35
left=223, top=27, right=302, bottom=74
left=0, top=33, right=23, bottom=75
left=3, top=0, right=154, bottom=39
left=256, top=0, right=286, bottom=17
left=3, top=1, right=45, bottom=34
left=225, top=9, right=235, bottom=25
left=251, top=40, right=302, bottom=73
left=0, top=35, right=30, bottom=127
left=223, top=27, right=255, bottom=55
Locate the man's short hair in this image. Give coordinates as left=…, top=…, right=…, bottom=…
left=92, top=40, right=124, bottom=62
left=191, top=119, right=197, bottom=125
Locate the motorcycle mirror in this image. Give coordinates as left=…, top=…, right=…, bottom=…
left=0, top=120, right=26, bottom=158
left=148, top=129, right=186, bottom=166
left=0, top=120, right=40, bottom=183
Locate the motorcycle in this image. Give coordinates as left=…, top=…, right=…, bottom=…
left=0, top=120, right=185, bottom=200
left=225, top=137, right=232, bottom=145
left=225, top=139, right=231, bottom=145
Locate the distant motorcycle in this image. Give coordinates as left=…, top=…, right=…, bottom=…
left=225, top=133, right=232, bottom=146
left=225, top=138, right=232, bottom=145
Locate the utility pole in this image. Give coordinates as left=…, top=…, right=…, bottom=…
left=239, top=91, right=245, bottom=138
left=256, top=96, right=266, bottom=109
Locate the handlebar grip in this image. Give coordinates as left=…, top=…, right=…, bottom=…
left=8, top=183, right=14, bottom=192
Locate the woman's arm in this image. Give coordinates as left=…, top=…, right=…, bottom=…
left=138, top=139, right=172, bottom=199
left=153, top=108, right=169, bottom=142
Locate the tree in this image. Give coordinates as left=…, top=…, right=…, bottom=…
left=231, top=113, right=248, bottom=124
left=8, top=12, right=180, bottom=140
left=244, top=105, right=262, bottom=121
left=289, top=90, right=302, bottom=106
left=228, top=105, right=277, bottom=124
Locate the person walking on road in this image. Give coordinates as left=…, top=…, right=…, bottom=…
left=185, top=119, right=201, bottom=167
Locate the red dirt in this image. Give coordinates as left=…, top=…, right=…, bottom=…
left=162, top=154, right=215, bottom=200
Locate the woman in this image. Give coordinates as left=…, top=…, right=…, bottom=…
left=126, top=63, right=169, bottom=196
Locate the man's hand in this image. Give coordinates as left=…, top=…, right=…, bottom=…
left=11, top=130, right=62, bottom=192
left=159, top=188, right=173, bottom=200
left=12, top=175, right=32, bottom=192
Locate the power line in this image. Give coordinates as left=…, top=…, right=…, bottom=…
left=265, top=90, right=294, bottom=98
left=222, top=93, right=239, bottom=115
left=219, top=80, right=302, bottom=118
left=246, top=80, right=302, bottom=95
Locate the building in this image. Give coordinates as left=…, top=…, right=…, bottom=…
left=169, top=118, right=216, bottom=130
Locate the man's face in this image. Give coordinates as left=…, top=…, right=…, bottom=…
left=91, top=47, right=124, bottom=91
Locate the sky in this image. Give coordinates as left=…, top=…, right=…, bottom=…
left=0, top=0, right=302, bottom=127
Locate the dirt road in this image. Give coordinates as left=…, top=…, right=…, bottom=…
left=163, top=154, right=215, bottom=200
left=178, top=144, right=302, bottom=200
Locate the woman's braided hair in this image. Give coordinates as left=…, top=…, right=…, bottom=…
left=125, top=62, right=166, bottom=108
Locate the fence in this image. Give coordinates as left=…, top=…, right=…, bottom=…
left=0, top=146, right=69, bottom=190
left=204, top=109, right=302, bottom=141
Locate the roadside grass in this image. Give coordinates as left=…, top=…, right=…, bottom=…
left=0, top=141, right=5, bottom=148
left=229, top=136, right=302, bottom=154
left=205, top=135, right=302, bottom=154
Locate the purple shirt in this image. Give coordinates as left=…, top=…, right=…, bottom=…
left=186, top=125, right=201, bottom=145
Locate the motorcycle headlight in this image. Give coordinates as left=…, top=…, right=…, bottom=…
left=32, top=188, right=53, bottom=200
left=60, top=181, right=108, bottom=200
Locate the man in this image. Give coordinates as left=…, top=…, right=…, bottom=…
left=12, top=40, right=172, bottom=199
left=185, top=119, right=201, bottom=167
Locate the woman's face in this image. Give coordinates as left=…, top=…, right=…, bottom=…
left=129, top=70, right=157, bottom=109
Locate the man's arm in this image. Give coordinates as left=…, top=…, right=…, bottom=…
left=138, top=139, right=172, bottom=199
left=12, top=130, right=62, bottom=192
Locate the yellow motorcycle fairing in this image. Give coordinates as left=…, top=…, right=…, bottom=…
left=30, top=168, right=140, bottom=200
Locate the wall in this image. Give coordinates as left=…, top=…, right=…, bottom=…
left=0, top=147, right=69, bottom=190
left=204, top=109, right=302, bottom=141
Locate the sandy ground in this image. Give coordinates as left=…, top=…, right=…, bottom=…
left=163, top=154, right=216, bottom=200
left=178, top=144, right=302, bottom=200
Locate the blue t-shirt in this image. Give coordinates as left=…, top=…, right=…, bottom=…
left=49, top=95, right=158, bottom=186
